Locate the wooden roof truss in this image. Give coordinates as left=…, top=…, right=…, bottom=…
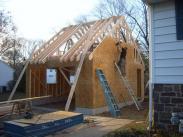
left=31, top=16, right=138, bottom=64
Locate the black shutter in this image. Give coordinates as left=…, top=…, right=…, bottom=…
left=175, top=0, right=183, bottom=40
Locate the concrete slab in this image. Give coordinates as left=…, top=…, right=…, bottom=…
left=46, top=116, right=133, bottom=137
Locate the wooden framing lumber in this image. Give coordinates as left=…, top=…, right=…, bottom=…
left=59, top=21, right=102, bottom=62
left=61, top=20, right=104, bottom=63
left=33, top=26, right=76, bottom=63
left=69, top=20, right=109, bottom=62
left=75, top=19, right=115, bottom=62
left=31, top=71, right=48, bottom=95
left=28, top=68, right=31, bottom=97
left=32, top=26, right=69, bottom=59
left=68, top=17, right=127, bottom=62
left=40, top=25, right=84, bottom=63
left=0, top=96, right=51, bottom=105
left=58, top=68, right=71, bottom=86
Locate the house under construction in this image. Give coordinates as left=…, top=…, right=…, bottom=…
left=26, top=16, right=145, bottom=115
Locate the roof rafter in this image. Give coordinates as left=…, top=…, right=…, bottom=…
left=30, top=16, right=143, bottom=65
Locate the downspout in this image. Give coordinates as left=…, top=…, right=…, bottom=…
left=149, top=81, right=153, bottom=130
left=148, top=4, right=154, bottom=131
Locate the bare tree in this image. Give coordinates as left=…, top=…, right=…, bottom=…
left=75, top=0, right=149, bottom=86
left=93, top=0, right=126, bottom=19
left=0, top=10, right=17, bottom=57
left=91, top=0, right=149, bottom=54
left=125, top=0, right=149, bottom=54
left=75, top=15, right=89, bottom=24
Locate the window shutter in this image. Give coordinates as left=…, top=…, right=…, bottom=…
left=175, top=0, right=183, bottom=40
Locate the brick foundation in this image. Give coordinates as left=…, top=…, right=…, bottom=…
left=153, top=84, right=183, bottom=129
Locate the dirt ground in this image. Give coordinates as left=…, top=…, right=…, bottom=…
left=0, top=101, right=148, bottom=137
left=45, top=102, right=149, bottom=137
left=99, top=102, right=148, bottom=121
left=46, top=116, right=133, bottom=137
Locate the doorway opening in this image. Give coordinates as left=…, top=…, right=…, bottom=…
left=137, top=69, right=141, bottom=98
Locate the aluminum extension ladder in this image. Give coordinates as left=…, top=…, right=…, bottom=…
left=96, top=69, right=121, bottom=117
left=114, top=62, right=142, bottom=111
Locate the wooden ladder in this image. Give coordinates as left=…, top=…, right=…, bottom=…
left=114, top=62, right=142, bottom=111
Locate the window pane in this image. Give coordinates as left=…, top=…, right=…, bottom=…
left=175, top=0, right=183, bottom=40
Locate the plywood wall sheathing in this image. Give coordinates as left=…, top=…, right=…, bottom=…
left=75, top=36, right=144, bottom=109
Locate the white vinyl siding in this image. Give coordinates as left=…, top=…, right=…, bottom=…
left=0, top=61, right=14, bottom=89
left=151, top=0, right=183, bottom=84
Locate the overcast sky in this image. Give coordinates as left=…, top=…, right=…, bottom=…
left=0, top=0, right=99, bottom=40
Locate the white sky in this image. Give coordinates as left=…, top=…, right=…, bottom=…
left=1, top=0, right=99, bottom=40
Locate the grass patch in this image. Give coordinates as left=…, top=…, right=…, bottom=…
left=152, top=130, right=183, bottom=137
left=104, top=121, right=148, bottom=137
left=104, top=121, right=183, bottom=137
left=0, top=91, right=25, bottom=102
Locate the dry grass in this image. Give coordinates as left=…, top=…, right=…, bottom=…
left=103, top=102, right=183, bottom=137
left=0, top=91, right=25, bottom=102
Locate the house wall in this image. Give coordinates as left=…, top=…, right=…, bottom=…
left=75, top=37, right=144, bottom=114
left=0, top=61, right=14, bottom=90
left=150, top=0, right=183, bottom=84
left=149, top=0, right=183, bottom=130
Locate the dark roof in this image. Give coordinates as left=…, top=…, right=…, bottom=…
left=143, top=0, right=169, bottom=4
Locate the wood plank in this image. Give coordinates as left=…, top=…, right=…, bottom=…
left=26, top=66, right=31, bottom=98
left=13, top=111, right=81, bottom=125
left=33, top=70, right=36, bottom=97
left=38, top=68, right=40, bottom=96
left=31, top=70, right=48, bottom=96
left=0, top=96, right=51, bottom=105
left=58, top=68, right=71, bottom=86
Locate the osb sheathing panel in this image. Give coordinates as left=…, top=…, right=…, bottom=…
left=76, top=36, right=144, bottom=108
left=26, top=64, right=70, bottom=100
left=75, top=56, right=94, bottom=108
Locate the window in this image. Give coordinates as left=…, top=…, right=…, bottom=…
left=175, top=0, right=183, bottom=40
